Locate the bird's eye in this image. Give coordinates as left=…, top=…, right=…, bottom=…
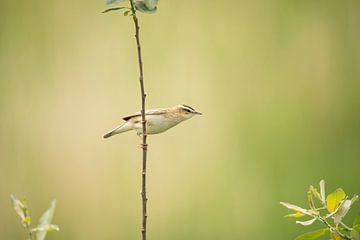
left=184, top=109, right=191, bottom=113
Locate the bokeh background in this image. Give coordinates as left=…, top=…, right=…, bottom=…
left=1, top=0, right=360, bottom=239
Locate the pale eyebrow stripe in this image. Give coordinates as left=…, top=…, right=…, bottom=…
left=181, top=104, right=195, bottom=111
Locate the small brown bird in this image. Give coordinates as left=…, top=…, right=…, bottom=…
left=103, top=104, right=202, bottom=138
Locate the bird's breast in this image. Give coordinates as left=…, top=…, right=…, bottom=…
left=133, top=115, right=181, bottom=134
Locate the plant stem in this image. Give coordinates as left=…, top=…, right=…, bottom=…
left=22, top=207, right=33, bottom=240
left=25, top=225, right=33, bottom=240
left=129, top=1, right=148, bottom=240
left=318, top=216, right=351, bottom=240
left=340, top=222, right=353, bottom=232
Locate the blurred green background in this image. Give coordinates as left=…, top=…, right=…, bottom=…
left=1, top=0, right=360, bottom=239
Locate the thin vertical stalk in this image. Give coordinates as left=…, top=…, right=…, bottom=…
left=23, top=206, right=34, bottom=240
left=25, top=225, right=33, bottom=240
left=128, top=1, right=148, bottom=240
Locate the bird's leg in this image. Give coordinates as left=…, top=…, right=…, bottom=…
left=137, top=132, right=142, bottom=139
left=136, top=132, right=148, bottom=138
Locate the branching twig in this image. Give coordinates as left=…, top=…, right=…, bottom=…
left=318, top=216, right=351, bottom=240
left=128, top=1, right=148, bottom=239
left=281, top=180, right=360, bottom=240
left=23, top=213, right=34, bottom=240
left=340, top=222, right=353, bottom=232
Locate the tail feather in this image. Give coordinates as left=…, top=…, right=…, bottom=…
left=103, top=122, right=132, bottom=139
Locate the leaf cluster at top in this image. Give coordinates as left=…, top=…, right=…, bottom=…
left=104, top=0, right=159, bottom=14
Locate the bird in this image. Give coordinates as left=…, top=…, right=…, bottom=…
left=103, top=104, right=202, bottom=139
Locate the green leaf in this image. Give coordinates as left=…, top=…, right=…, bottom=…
left=308, top=186, right=317, bottom=210
left=10, top=195, right=33, bottom=227
left=10, top=195, right=26, bottom=222
left=280, top=202, right=314, bottom=216
left=309, top=185, right=322, bottom=203
left=47, top=224, right=60, bottom=232
left=333, top=199, right=352, bottom=224
left=352, top=195, right=359, bottom=204
left=123, top=10, right=131, bottom=16
left=352, top=225, right=360, bottom=240
left=285, top=212, right=305, bottom=218
left=354, top=213, right=360, bottom=227
left=106, top=0, right=124, bottom=5
left=32, top=224, right=60, bottom=233
left=144, top=0, right=158, bottom=10
left=102, top=7, right=127, bottom=13
left=296, top=218, right=317, bottom=226
left=326, top=188, right=346, bottom=213
left=36, top=200, right=58, bottom=240
left=134, top=1, right=157, bottom=13
left=351, top=230, right=360, bottom=240
left=295, top=229, right=330, bottom=240
left=353, top=225, right=360, bottom=232
left=330, top=232, right=342, bottom=240
left=320, top=180, right=326, bottom=204
left=23, top=216, right=31, bottom=224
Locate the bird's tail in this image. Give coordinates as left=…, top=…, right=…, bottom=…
left=103, top=122, right=132, bottom=139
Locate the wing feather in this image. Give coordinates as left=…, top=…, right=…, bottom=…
left=122, top=108, right=168, bottom=121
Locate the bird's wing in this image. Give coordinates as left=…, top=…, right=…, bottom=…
left=122, top=108, right=167, bottom=121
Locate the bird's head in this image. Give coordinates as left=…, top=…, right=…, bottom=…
left=175, top=104, right=202, bottom=119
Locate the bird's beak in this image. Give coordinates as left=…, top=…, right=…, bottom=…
left=194, top=111, right=202, bottom=115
